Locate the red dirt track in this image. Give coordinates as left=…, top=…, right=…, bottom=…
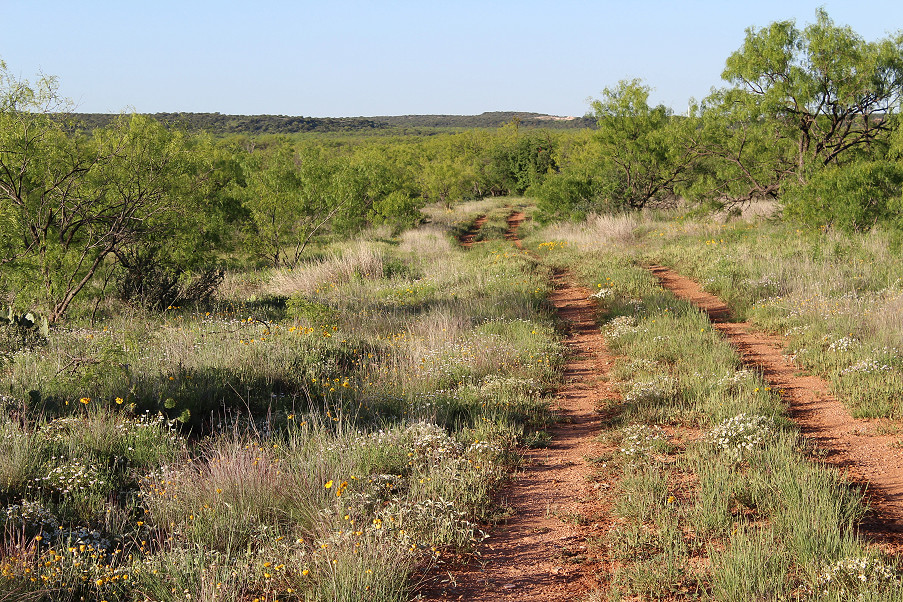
left=648, top=264, right=903, bottom=551
left=419, top=213, right=617, bottom=600
left=457, top=215, right=488, bottom=248
left=422, top=226, right=903, bottom=601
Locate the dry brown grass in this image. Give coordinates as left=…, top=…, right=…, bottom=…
left=867, top=293, right=903, bottom=344
left=407, top=308, right=471, bottom=349
left=541, top=213, right=642, bottom=249
left=398, top=225, right=455, bottom=258
left=0, top=418, right=38, bottom=494
left=265, top=243, right=386, bottom=297
left=420, top=198, right=505, bottom=229
left=712, top=199, right=780, bottom=222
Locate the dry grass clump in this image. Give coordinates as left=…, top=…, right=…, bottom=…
left=542, top=213, right=642, bottom=249
left=420, top=198, right=503, bottom=230
left=141, top=436, right=323, bottom=553
left=398, top=224, right=455, bottom=257
left=266, top=243, right=386, bottom=296
left=218, top=270, right=270, bottom=301
left=406, top=308, right=471, bottom=350
left=865, top=293, right=903, bottom=346
left=712, top=199, right=780, bottom=222
left=0, top=416, right=40, bottom=494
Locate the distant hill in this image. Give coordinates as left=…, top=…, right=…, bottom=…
left=375, top=112, right=596, bottom=129
left=70, top=112, right=386, bottom=134
left=68, top=111, right=595, bottom=135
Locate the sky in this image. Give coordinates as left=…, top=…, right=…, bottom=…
left=3, top=0, right=903, bottom=118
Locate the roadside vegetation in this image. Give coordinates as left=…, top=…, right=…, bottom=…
left=0, top=199, right=566, bottom=601
left=541, top=211, right=903, bottom=421
left=4, top=11, right=903, bottom=329
left=3, top=7, right=903, bottom=601
left=530, top=220, right=903, bottom=600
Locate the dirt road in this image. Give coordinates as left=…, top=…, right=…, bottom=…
left=420, top=212, right=618, bottom=600
left=648, top=264, right=903, bottom=551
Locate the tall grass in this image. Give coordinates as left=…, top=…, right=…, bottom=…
left=540, top=212, right=642, bottom=250
left=264, top=242, right=389, bottom=297
left=530, top=233, right=897, bottom=600
left=534, top=207, right=903, bottom=419
left=0, top=198, right=564, bottom=600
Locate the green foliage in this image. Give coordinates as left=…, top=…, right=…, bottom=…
left=240, top=141, right=321, bottom=267
left=532, top=173, right=598, bottom=221
left=415, top=136, right=480, bottom=206
left=368, top=189, right=423, bottom=231
left=720, top=9, right=903, bottom=174
left=239, top=140, right=420, bottom=267
left=0, top=306, right=49, bottom=357
left=486, top=126, right=557, bottom=195
left=0, top=65, right=225, bottom=322
left=684, top=90, right=793, bottom=204
left=286, top=295, right=338, bottom=328
left=783, top=160, right=903, bottom=232
left=588, top=79, right=694, bottom=210
left=534, top=80, right=695, bottom=220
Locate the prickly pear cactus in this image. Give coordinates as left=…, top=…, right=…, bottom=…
left=0, top=306, right=49, bottom=358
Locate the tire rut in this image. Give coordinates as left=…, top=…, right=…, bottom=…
left=418, top=212, right=617, bottom=600
left=647, top=263, right=903, bottom=552
left=458, top=214, right=488, bottom=248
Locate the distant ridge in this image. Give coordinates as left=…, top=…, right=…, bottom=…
left=68, top=111, right=595, bottom=134
left=69, top=113, right=385, bottom=134
left=376, top=112, right=595, bottom=129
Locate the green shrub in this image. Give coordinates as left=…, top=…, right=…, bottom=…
left=783, top=161, right=903, bottom=233
left=286, top=295, right=338, bottom=328
left=533, top=173, right=599, bottom=222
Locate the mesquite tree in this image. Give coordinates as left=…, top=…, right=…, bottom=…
left=589, top=79, right=695, bottom=209
left=721, top=9, right=903, bottom=178
left=0, top=63, right=206, bottom=322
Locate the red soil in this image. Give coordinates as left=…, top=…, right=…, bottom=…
left=458, top=215, right=488, bottom=248
left=648, top=264, right=903, bottom=552
left=418, top=212, right=618, bottom=600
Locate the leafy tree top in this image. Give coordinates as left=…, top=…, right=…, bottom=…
left=721, top=9, right=903, bottom=169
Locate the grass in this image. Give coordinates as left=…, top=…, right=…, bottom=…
left=651, top=217, right=902, bottom=419
left=525, top=224, right=899, bottom=600
left=537, top=208, right=903, bottom=420
left=0, top=198, right=565, bottom=601
left=3, top=197, right=902, bottom=600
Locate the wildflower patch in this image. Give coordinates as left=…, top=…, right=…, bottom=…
left=706, top=413, right=774, bottom=462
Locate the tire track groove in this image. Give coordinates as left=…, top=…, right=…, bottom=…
left=648, top=263, right=903, bottom=551
left=420, top=213, right=617, bottom=600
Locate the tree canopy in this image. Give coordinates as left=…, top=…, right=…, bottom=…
left=722, top=8, right=903, bottom=175
left=3, top=8, right=903, bottom=320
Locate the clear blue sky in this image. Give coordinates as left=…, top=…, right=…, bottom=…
left=3, top=0, right=902, bottom=117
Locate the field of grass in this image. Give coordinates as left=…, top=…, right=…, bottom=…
left=541, top=209, right=903, bottom=420
left=527, top=214, right=903, bottom=600
left=0, top=200, right=563, bottom=601
left=3, top=198, right=903, bottom=601
left=650, top=221, right=903, bottom=420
